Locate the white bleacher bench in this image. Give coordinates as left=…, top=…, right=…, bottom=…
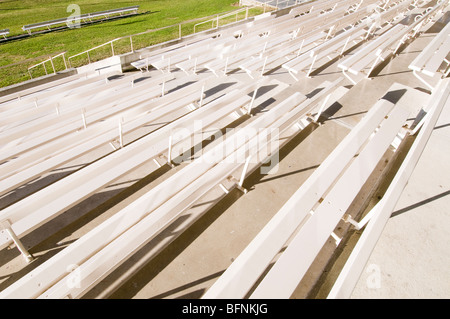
left=22, top=6, right=139, bottom=34
left=0, top=73, right=173, bottom=155
left=82, top=6, right=139, bottom=20
left=239, top=0, right=386, bottom=80
left=0, top=70, right=128, bottom=128
left=203, top=15, right=314, bottom=77
left=282, top=23, right=368, bottom=80
left=0, top=71, right=105, bottom=105
left=328, top=78, right=450, bottom=298
left=203, top=86, right=412, bottom=299
left=238, top=0, right=375, bottom=79
left=338, top=23, right=406, bottom=84
left=0, top=78, right=342, bottom=299
left=408, top=22, right=450, bottom=91
left=239, top=31, right=328, bottom=79
left=0, top=76, right=215, bottom=196
left=131, top=36, right=219, bottom=73
left=0, top=78, right=273, bottom=264
left=0, top=29, right=9, bottom=39
left=167, top=14, right=298, bottom=75
left=130, top=0, right=359, bottom=75
left=338, top=0, right=449, bottom=84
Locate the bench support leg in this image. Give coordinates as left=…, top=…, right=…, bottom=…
left=238, top=156, right=252, bottom=189
left=367, top=53, right=384, bottom=78
left=219, top=183, right=230, bottom=194
left=1, top=220, right=34, bottom=263
left=413, top=70, right=434, bottom=91
left=118, top=118, right=124, bottom=148
left=288, top=69, right=300, bottom=82
left=260, top=56, right=268, bottom=77
left=330, top=232, right=342, bottom=246
left=167, top=134, right=173, bottom=166
left=343, top=199, right=383, bottom=231
left=153, top=157, right=163, bottom=168
left=199, top=83, right=205, bottom=107
left=314, top=93, right=331, bottom=122
left=306, top=54, right=318, bottom=78
left=247, top=88, right=259, bottom=115
left=81, top=108, right=87, bottom=129
left=342, top=69, right=357, bottom=85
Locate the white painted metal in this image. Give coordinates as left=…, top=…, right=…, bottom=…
left=203, top=98, right=399, bottom=299
left=32, top=79, right=343, bottom=299
left=327, top=78, right=450, bottom=299
left=249, top=105, right=409, bottom=298
left=0, top=74, right=179, bottom=163
left=337, top=0, right=427, bottom=82
left=0, top=78, right=213, bottom=190
left=283, top=24, right=367, bottom=80
left=22, top=6, right=140, bottom=33
left=0, top=83, right=306, bottom=298
left=409, top=22, right=450, bottom=90
left=0, top=73, right=174, bottom=149
left=0, top=79, right=269, bottom=254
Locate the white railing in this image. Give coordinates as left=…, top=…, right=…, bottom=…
left=193, top=7, right=249, bottom=33
left=28, top=51, right=68, bottom=79
left=255, top=0, right=303, bottom=10
left=67, top=7, right=255, bottom=68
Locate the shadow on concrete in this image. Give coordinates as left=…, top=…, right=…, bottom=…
left=149, top=270, right=225, bottom=299
left=391, top=189, right=450, bottom=218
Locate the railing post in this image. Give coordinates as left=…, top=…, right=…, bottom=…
left=62, top=52, right=68, bottom=69
left=50, top=56, right=56, bottom=74
left=179, top=23, right=182, bottom=39
left=130, top=36, right=134, bottom=52
left=87, top=51, right=91, bottom=64
left=111, top=41, right=115, bottom=56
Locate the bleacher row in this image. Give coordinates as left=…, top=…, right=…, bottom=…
left=0, top=0, right=449, bottom=299
left=22, top=6, right=140, bottom=35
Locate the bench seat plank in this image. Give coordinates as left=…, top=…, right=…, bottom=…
left=202, top=98, right=397, bottom=299
left=250, top=105, right=410, bottom=299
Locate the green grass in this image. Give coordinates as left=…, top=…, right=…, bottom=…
left=0, top=0, right=266, bottom=88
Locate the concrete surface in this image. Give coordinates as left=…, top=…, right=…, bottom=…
left=0, top=2, right=449, bottom=300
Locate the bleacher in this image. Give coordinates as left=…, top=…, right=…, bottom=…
left=0, top=29, right=9, bottom=39
left=0, top=0, right=449, bottom=299
left=22, top=6, right=139, bottom=35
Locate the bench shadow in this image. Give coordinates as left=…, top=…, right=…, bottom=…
left=0, top=163, right=172, bottom=288
left=391, top=189, right=450, bottom=218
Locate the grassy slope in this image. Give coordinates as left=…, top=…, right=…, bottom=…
left=0, top=0, right=241, bottom=87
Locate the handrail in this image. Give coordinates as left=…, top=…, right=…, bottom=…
left=28, top=51, right=68, bottom=79
left=258, top=0, right=302, bottom=9
left=193, top=7, right=249, bottom=33
left=67, top=7, right=257, bottom=68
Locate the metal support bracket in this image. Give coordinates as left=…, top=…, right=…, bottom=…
left=330, top=232, right=342, bottom=246
left=342, top=69, right=357, bottom=85
left=1, top=220, right=34, bottom=263
left=413, top=70, right=434, bottom=91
